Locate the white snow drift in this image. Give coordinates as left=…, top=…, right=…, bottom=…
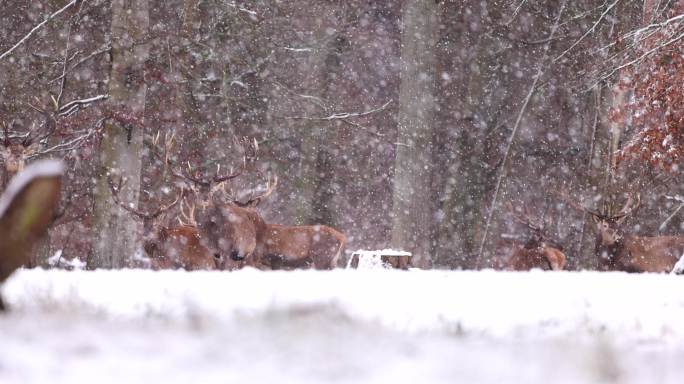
left=1, top=268, right=684, bottom=384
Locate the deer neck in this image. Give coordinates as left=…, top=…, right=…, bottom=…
left=597, top=235, right=626, bottom=269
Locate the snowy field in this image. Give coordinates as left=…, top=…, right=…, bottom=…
left=2, top=269, right=684, bottom=383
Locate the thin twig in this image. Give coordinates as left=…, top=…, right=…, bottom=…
left=660, top=195, right=684, bottom=232
left=56, top=14, right=75, bottom=108
left=285, top=100, right=392, bottom=121
left=0, top=0, right=79, bottom=61
left=591, top=27, right=684, bottom=87
left=555, top=0, right=621, bottom=62
left=50, top=44, right=112, bottom=83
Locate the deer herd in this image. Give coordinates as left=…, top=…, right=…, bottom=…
left=107, top=136, right=347, bottom=272
left=1, top=122, right=683, bottom=274
left=107, top=133, right=684, bottom=274
left=498, top=192, right=684, bottom=274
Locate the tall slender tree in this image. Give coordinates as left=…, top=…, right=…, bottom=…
left=90, top=0, right=149, bottom=268
left=390, top=0, right=439, bottom=267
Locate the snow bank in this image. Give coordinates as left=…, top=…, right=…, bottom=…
left=4, top=268, right=684, bottom=339
left=2, top=269, right=684, bottom=384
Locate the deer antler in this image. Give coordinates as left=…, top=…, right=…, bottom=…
left=145, top=132, right=247, bottom=188
left=177, top=198, right=197, bottom=227
left=506, top=201, right=549, bottom=239
left=236, top=175, right=278, bottom=207
left=554, top=189, right=603, bottom=218
left=108, top=174, right=182, bottom=221
left=611, top=193, right=641, bottom=220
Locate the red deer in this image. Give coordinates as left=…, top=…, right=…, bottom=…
left=144, top=225, right=214, bottom=270
left=567, top=193, right=684, bottom=273
left=257, top=223, right=346, bottom=270
left=0, top=160, right=63, bottom=310
left=502, top=203, right=566, bottom=271
left=119, top=131, right=263, bottom=271
left=1, top=110, right=56, bottom=189
left=170, top=199, right=256, bottom=271
left=145, top=133, right=346, bottom=270
left=108, top=177, right=221, bottom=270
left=196, top=177, right=347, bottom=270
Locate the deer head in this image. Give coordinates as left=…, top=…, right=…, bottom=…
left=506, top=202, right=566, bottom=271
left=143, top=131, right=271, bottom=268
left=590, top=193, right=641, bottom=247
left=1, top=110, right=56, bottom=187
left=195, top=175, right=277, bottom=267
left=562, top=191, right=641, bottom=246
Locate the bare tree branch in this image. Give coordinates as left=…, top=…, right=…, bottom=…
left=284, top=100, right=391, bottom=137
left=50, top=44, right=112, bottom=83
left=555, top=0, right=621, bottom=62
left=58, top=94, right=109, bottom=116
left=0, top=0, right=79, bottom=61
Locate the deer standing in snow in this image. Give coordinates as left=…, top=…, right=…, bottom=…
left=566, top=193, right=684, bottom=273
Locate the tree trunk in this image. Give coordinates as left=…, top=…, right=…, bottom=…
left=90, top=0, right=149, bottom=269
left=390, top=0, right=439, bottom=268
left=296, top=7, right=344, bottom=227
left=32, top=237, right=51, bottom=268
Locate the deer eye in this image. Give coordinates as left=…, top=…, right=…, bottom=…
left=213, top=253, right=221, bottom=260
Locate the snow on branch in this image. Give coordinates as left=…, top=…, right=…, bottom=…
left=284, top=100, right=392, bottom=137
left=554, top=0, right=620, bottom=62
left=225, top=2, right=258, bottom=18
left=58, top=94, right=109, bottom=117
left=626, top=13, right=684, bottom=40
left=0, top=0, right=79, bottom=62
left=595, top=28, right=684, bottom=85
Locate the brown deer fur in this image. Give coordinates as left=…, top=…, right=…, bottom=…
left=567, top=193, right=684, bottom=273
left=197, top=204, right=264, bottom=269
left=506, top=240, right=566, bottom=271
left=595, top=227, right=684, bottom=273
left=144, top=226, right=216, bottom=270
left=197, top=204, right=346, bottom=270
left=257, top=224, right=346, bottom=269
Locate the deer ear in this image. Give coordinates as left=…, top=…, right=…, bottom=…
left=591, top=215, right=600, bottom=225
left=0, top=160, right=63, bottom=283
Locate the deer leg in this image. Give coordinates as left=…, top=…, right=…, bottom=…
left=0, top=295, right=6, bottom=311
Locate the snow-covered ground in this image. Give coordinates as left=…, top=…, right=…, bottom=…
left=1, top=269, right=684, bottom=383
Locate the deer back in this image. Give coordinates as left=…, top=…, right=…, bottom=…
left=600, top=235, right=684, bottom=273
left=144, top=225, right=215, bottom=270
left=506, top=239, right=566, bottom=271
left=256, top=224, right=346, bottom=270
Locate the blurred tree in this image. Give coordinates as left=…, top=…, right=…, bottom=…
left=390, top=0, right=439, bottom=267
left=90, top=0, right=149, bottom=268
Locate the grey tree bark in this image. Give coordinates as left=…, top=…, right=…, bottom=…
left=89, top=0, right=149, bottom=268
left=390, top=0, right=439, bottom=268
left=296, top=5, right=345, bottom=228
